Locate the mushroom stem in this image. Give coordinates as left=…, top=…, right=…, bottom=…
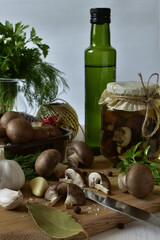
left=94, top=184, right=111, bottom=195
left=59, top=178, right=73, bottom=184
left=44, top=182, right=68, bottom=206
left=64, top=195, right=77, bottom=209
left=118, top=173, right=127, bottom=193
left=67, top=152, right=80, bottom=168
left=49, top=196, right=62, bottom=206
left=52, top=163, right=67, bottom=178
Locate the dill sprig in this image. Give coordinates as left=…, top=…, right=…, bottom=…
left=6, top=152, right=40, bottom=180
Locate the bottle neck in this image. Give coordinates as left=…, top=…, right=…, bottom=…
left=90, top=23, right=110, bottom=47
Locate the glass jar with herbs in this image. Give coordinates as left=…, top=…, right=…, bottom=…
left=99, top=73, right=160, bottom=162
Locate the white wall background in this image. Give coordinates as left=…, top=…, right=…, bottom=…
left=0, top=0, right=159, bottom=124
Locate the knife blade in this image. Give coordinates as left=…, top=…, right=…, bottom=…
left=83, top=189, right=160, bottom=227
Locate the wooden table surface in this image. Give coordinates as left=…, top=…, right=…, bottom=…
left=0, top=155, right=160, bottom=240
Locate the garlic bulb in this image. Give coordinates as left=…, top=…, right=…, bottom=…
left=0, top=188, right=23, bottom=209
left=0, top=148, right=25, bottom=190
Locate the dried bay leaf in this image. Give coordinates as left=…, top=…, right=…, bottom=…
left=26, top=203, right=89, bottom=239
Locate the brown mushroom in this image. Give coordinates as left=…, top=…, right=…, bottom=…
left=44, top=182, right=68, bottom=206
left=113, top=127, right=132, bottom=148
left=88, top=172, right=111, bottom=195
left=42, top=125, right=62, bottom=137
left=67, top=141, right=94, bottom=168
left=0, top=127, right=6, bottom=138
left=126, top=163, right=154, bottom=198
left=0, top=137, right=9, bottom=145
left=64, top=183, right=86, bottom=209
left=59, top=168, right=87, bottom=188
left=35, top=149, right=67, bottom=178
left=32, top=127, right=50, bottom=140
left=0, top=111, right=23, bottom=128
left=6, top=118, right=34, bottom=144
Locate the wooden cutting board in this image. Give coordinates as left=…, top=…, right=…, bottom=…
left=0, top=155, right=160, bottom=240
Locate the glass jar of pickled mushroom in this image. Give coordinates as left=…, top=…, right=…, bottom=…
left=99, top=73, right=160, bottom=163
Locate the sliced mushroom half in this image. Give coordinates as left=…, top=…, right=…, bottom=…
left=44, top=182, right=67, bottom=206
left=59, top=168, right=87, bottom=188
left=113, top=127, right=132, bottom=148
left=88, top=172, right=111, bottom=195
left=64, top=183, right=86, bottom=209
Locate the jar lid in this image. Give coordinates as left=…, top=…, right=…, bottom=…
left=107, top=81, right=157, bottom=97
left=99, top=80, right=160, bottom=112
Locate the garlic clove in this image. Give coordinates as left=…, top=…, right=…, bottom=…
left=30, top=177, right=48, bottom=197
left=0, top=188, right=23, bottom=209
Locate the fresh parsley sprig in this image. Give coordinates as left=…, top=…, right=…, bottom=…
left=116, top=142, right=160, bottom=185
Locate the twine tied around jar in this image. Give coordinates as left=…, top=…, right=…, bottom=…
left=106, top=73, right=160, bottom=139
left=138, top=73, right=160, bottom=138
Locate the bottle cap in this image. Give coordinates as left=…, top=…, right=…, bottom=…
left=90, top=8, right=111, bottom=24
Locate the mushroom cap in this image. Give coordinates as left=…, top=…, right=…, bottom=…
left=62, top=168, right=87, bottom=188
left=6, top=118, right=34, bottom=144
left=64, top=183, right=86, bottom=209
left=67, top=141, right=94, bottom=167
left=1, top=111, right=22, bottom=128
left=126, top=163, right=154, bottom=198
left=88, top=172, right=111, bottom=189
left=35, top=149, right=62, bottom=178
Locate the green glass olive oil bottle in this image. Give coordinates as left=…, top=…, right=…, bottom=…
left=85, top=8, right=116, bottom=155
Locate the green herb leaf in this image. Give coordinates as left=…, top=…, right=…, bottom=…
left=11, top=152, right=40, bottom=180
left=30, top=27, right=36, bottom=38
left=117, top=142, right=160, bottom=185
left=5, top=20, right=13, bottom=33
left=133, top=150, right=143, bottom=158
left=27, top=203, right=89, bottom=239
left=37, top=43, right=49, bottom=58
left=132, top=141, right=142, bottom=154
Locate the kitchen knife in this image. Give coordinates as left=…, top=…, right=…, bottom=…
left=83, top=189, right=160, bottom=227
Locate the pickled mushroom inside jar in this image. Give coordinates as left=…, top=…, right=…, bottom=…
left=99, top=75, right=160, bottom=161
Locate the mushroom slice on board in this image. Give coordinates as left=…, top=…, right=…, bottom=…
left=44, top=182, right=67, bottom=206
left=67, top=141, right=94, bottom=168
left=64, top=183, right=86, bottom=209
left=59, top=168, right=87, bottom=188
left=88, top=172, right=111, bottom=195
left=113, top=127, right=132, bottom=148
